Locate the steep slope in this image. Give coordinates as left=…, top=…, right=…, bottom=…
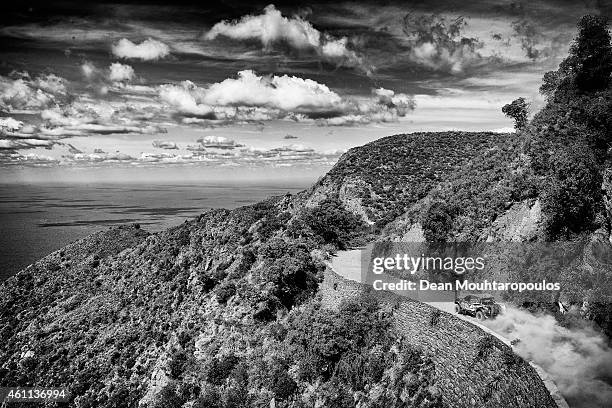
left=0, top=131, right=559, bottom=408
left=304, top=131, right=525, bottom=240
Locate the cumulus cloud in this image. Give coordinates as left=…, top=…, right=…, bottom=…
left=319, top=114, right=370, bottom=126
left=0, top=73, right=66, bottom=112
left=36, top=143, right=343, bottom=167
left=483, top=306, right=612, bottom=408
left=205, top=5, right=318, bottom=48
left=37, top=100, right=166, bottom=138
left=238, top=144, right=344, bottom=164
left=81, top=62, right=97, bottom=79
left=372, top=87, right=415, bottom=116
left=204, top=5, right=367, bottom=71
left=1, top=66, right=414, bottom=167
left=1, top=133, right=344, bottom=167
left=185, top=142, right=344, bottom=165
left=69, top=151, right=136, bottom=163
left=196, top=135, right=244, bottom=149
left=158, top=70, right=413, bottom=124
left=0, top=74, right=133, bottom=153
left=402, top=13, right=485, bottom=74
left=0, top=138, right=54, bottom=150
left=152, top=140, right=178, bottom=150
left=0, top=65, right=417, bottom=169
left=81, top=62, right=141, bottom=90
left=0, top=117, right=23, bottom=131
left=40, top=122, right=164, bottom=138
left=6, top=104, right=162, bottom=143
left=270, top=143, right=313, bottom=153
left=108, top=63, right=135, bottom=83
left=158, top=70, right=342, bottom=120
left=112, top=38, right=170, bottom=61
left=32, top=74, right=67, bottom=95
left=0, top=150, right=58, bottom=165
left=0, top=116, right=40, bottom=139
left=159, top=81, right=214, bottom=117
left=204, top=70, right=342, bottom=111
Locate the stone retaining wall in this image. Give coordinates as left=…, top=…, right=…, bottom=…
left=320, top=266, right=558, bottom=408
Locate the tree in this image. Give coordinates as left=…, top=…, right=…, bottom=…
left=540, top=15, right=612, bottom=96
left=299, top=197, right=366, bottom=249
left=421, top=201, right=453, bottom=243
left=539, top=70, right=562, bottom=98
left=540, top=144, right=602, bottom=239
left=502, top=97, right=529, bottom=130
left=571, top=15, right=612, bottom=92
left=528, top=15, right=612, bottom=240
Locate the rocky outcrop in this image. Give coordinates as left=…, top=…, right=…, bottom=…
left=484, top=199, right=542, bottom=242
left=305, top=175, right=375, bottom=224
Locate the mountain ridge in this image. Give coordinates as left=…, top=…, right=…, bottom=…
left=1, top=130, right=554, bottom=408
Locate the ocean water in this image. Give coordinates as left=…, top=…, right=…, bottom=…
left=0, top=182, right=307, bottom=281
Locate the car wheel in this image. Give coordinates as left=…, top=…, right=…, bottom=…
left=454, top=304, right=461, bottom=314
left=476, top=310, right=485, bottom=321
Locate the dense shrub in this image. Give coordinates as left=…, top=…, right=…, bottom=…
left=168, top=350, right=188, bottom=378
left=207, top=354, right=240, bottom=386
left=421, top=201, right=454, bottom=243
left=527, top=15, right=611, bottom=239
left=267, top=364, right=298, bottom=400
left=540, top=146, right=603, bottom=238
left=194, top=387, right=222, bottom=408
left=259, top=238, right=321, bottom=309
left=299, top=196, right=367, bottom=249
left=287, top=295, right=392, bottom=381
left=323, top=131, right=510, bottom=232
left=152, top=384, right=185, bottom=408
left=410, top=136, right=521, bottom=241
left=215, top=281, right=236, bottom=304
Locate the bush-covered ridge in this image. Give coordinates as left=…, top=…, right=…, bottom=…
left=317, top=131, right=512, bottom=229
left=0, top=184, right=443, bottom=407
left=0, top=125, right=580, bottom=407
left=3, top=13, right=612, bottom=407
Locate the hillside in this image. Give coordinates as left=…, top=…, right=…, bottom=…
left=3, top=12, right=612, bottom=408
left=1, top=130, right=545, bottom=408
left=304, top=131, right=515, bottom=231
left=2, top=120, right=612, bottom=407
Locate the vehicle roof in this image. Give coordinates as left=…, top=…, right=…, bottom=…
left=463, top=294, right=494, bottom=298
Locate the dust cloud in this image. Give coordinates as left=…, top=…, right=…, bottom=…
left=483, top=306, right=612, bottom=408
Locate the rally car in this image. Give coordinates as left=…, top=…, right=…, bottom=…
left=454, top=294, right=502, bottom=320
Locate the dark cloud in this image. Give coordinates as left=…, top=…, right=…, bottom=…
left=0, top=0, right=605, bottom=170
left=401, top=13, right=486, bottom=74
left=507, top=0, right=575, bottom=61
left=65, top=143, right=82, bottom=154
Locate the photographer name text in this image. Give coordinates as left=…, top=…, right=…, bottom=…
left=371, top=279, right=560, bottom=292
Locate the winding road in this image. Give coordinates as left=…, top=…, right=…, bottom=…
left=330, top=247, right=570, bottom=408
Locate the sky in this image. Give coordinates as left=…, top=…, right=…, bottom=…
left=0, top=0, right=609, bottom=183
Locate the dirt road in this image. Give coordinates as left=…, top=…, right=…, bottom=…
left=329, top=248, right=570, bottom=408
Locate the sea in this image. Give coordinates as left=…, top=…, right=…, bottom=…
left=0, top=182, right=308, bottom=281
